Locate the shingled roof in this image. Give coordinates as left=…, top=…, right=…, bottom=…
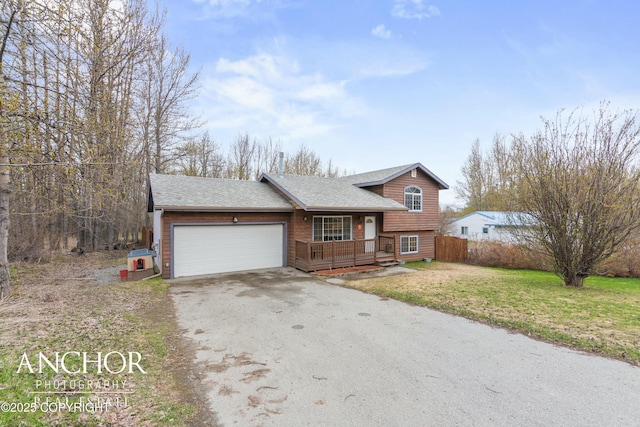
left=259, top=173, right=408, bottom=212
left=341, top=163, right=449, bottom=189
left=148, top=163, right=448, bottom=212
left=148, top=174, right=294, bottom=211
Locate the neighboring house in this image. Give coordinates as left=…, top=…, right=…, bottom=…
left=451, top=211, right=528, bottom=242
left=147, top=163, right=448, bottom=279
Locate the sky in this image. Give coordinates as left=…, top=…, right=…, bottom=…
left=155, top=0, right=640, bottom=206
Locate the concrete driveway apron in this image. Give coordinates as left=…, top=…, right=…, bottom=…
left=170, top=268, right=640, bottom=426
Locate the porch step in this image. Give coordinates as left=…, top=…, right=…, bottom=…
left=377, top=260, right=398, bottom=267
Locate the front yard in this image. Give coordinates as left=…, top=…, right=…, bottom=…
left=343, top=262, right=640, bottom=365
left=0, top=252, right=212, bottom=427
left=2, top=255, right=638, bottom=425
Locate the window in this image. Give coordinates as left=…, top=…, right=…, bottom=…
left=482, top=227, right=489, bottom=234
left=400, top=236, right=418, bottom=254
left=312, top=216, right=352, bottom=241
left=461, top=226, right=468, bottom=235
left=404, top=186, right=422, bottom=211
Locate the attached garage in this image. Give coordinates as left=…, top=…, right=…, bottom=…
left=172, top=223, right=285, bottom=278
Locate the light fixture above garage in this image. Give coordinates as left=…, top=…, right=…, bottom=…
left=232, top=216, right=238, bottom=223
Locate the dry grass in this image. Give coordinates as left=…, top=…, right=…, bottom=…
left=0, top=251, right=212, bottom=426
left=344, top=262, right=640, bottom=364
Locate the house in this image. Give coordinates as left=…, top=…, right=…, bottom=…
left=451, top=211, right=529, bottom=242
left=147, top=163, right=448, bottom=279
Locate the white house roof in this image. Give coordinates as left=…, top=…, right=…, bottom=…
left=452, top=211, right=533, bottom=227
left=259, top=173, right=408, bottom=212
left=148, top=174, right=294, bottom=211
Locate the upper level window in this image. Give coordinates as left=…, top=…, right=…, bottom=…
left=461, top=226, right=468, bottom=235
left=404, top=186, right=422, bottom=212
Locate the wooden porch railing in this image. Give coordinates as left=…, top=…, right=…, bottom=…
left=295, top=236, right=395, bottom=272
left=379, top=235, right=395, bottom=255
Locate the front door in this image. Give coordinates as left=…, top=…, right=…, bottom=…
left=364, top=216, right=376, bottom=252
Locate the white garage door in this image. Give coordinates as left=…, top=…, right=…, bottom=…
left=173, top=224, right=284, bottom=278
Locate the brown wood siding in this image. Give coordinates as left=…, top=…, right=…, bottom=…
left=381, top=170, right=440, bottom=232
left=379, top=230, right=435, bottom=261
left=367, top=184, right=384, bottom=197
left=291, top=212, right=380, bottom=241
left=160, top=211, right=292, bottom=279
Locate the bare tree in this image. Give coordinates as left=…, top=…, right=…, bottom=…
left=456, top=134, right=516, bottom=213
left=511, top=104, right=640, bottom=287
left=437, top=205, right=458, bottom=236
left=138, top=33, right=201, bottom=176
left=226, top=133, right=257, bottom=179
left=74, top=0, right=160, bottom=251
left=252, top=137, right=282, bottom=179
left=489, top=132, right=517, bottom=211
left=224, top=137, right=344, bottom=180
left=455, top=139, right=492, bottom=212
left=177, top=132, right=225, bottom=178
left=0, top=1, right=20, bottom=298
left=324, top=158, right=342, bottom=178
left=284, top=144, right=322, bottom=176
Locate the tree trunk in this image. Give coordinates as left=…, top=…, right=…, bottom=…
left=0, top=4, right=20, bottom=297
left=0, top=169, right=9, bottom=299
left=0, top=68, right=10, bottom=299
left=563, top=273, right=586, bottom=287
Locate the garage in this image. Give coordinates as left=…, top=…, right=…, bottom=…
left=172, top=224, right=285, bottom=278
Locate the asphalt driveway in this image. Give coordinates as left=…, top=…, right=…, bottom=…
left=170, top=268, right=640, bottom=426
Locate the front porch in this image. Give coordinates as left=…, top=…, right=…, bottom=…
left=295, top=235, right=396, bottom=272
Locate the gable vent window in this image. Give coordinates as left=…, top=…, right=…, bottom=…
left=404, top=186, right=422, bottom=212
left=411, top=169, right=417, bottom=178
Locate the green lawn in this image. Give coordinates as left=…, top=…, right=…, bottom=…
left=345, top=262, right=640, bottom=365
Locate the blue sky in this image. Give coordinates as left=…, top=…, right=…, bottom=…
left=157, top=0, right=640, bottom=206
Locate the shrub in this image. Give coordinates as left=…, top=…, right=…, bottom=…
left=595, top=236, right=640, bottom=278
left=467, top=239, right=640, bottom=279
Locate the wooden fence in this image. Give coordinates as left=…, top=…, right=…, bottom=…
left=141, top=226, right=153, bottom=250
left=435, top=236, right=468, bottom=263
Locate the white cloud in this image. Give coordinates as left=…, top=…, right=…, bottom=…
left=371, top=24, right=392, bottom=40
left=298, top=38, right=430, bottom=80
left=192, top=0, right=251, bottom=18
left=355, top=58, right=428, bottom=79
left=392, top=0, right=440, bottom=20
left=192, top=0, right=285, bottom=20
left=216, top=54, right=299, bottom=82
left=198, top=52, right=364, bottom=141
